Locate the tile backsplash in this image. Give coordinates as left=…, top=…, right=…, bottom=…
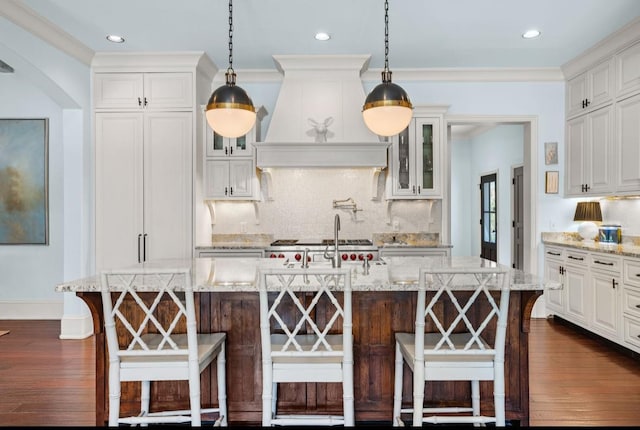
left=201, top=168, right=441, bottom=242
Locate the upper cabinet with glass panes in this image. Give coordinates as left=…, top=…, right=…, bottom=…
left=386, top=106, right=447, bottom=199
left=205, top=124, right=255, bottom=157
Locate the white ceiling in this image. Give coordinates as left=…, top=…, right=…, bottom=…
left=11, top=0, right=640, bottom=71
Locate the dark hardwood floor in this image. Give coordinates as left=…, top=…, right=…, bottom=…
left=1, top=318, right=639, bottom=426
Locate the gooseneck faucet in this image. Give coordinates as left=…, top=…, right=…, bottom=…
left=323, top=214, right=341, bottom=268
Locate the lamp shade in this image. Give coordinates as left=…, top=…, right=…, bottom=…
left=573, top=201, right=602, bottom=222
left=205, top=77, right=256, bottom=138
left=362, top=81, right=413, bottom=137
left=574, top=201, right=602, bottom=242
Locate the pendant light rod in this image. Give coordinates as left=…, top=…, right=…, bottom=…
left=206, top=0, right=256, bottom=138
left=362, top=0, right=413, bottom=137
left=227, top=0, right=234, bottom=74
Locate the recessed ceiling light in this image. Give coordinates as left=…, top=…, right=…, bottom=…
left=106, top=34, right=125, bottom=43
left=315, top=32, right=330, bottom=41
left=522, top=29, right=541, bottom=39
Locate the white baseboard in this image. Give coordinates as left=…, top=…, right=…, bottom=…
left=0, top=300, right=63, bottom=319
left=59, top=314, right=93, bottom=339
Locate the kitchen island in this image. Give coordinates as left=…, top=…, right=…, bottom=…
left=56, top=256, right=551, bottom=426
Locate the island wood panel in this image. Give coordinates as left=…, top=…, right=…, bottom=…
left=77, top=289, right=541, bottom=426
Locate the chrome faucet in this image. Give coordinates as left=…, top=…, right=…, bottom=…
left=323, top=214, right=341, bottom=268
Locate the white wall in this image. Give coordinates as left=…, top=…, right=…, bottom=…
left=0, top=17, right=92, bottom=333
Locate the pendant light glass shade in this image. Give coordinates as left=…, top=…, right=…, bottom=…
left=363, top=72, right=413, bottom=136
left=206, top=71, right=256, bottom=138
left=362, top=0, right=412, bottom=137
left=205, top=0, right=256, bottom=138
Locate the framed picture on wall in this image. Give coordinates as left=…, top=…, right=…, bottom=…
left=0, top=118, right=49, bottom=245
left=545, top=170, right=559, bottom=194
left=545, top=141, right=558, bottom=165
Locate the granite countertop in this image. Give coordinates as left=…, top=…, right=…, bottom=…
left=372, top=232, right=447, bottom=247
left=195, top=234, right=274, bottom=250
left=56, top=256, right=555, bottom=293
left=542, top=232, right=640, bottom=258
left=197, top=232, right=451, bottom=250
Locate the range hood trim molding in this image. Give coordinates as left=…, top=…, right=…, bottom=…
left=253, top=141, right=390, bottom=168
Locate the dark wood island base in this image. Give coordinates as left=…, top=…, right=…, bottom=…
left=78, top=289, right=541, bottom=426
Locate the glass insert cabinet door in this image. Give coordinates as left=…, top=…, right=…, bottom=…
left=205, top=127, right=253, bottom=157
left=389, top=117, right=440, bottom=198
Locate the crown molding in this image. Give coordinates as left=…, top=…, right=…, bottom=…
left=0, top=0, right=94, bottom=65
left=562, top=16, right=640, bottom=79
left=223, top=66, right=564, bottom=84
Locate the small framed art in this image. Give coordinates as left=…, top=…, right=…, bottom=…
left=544, top=141, right=558, bottom=165
left=545, top=171, right=559, bottom=194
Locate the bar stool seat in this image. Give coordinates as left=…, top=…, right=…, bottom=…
left=258, top=266, right=354, bottom=426
left=100, top=267, right=228, bottom=426
left=393, top=267, right=510, bottom=427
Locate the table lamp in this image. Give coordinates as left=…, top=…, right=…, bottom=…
left=573, top=201, right=602, bottom=242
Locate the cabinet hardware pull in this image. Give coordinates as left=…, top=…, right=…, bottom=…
left=230, top=187, right=233, bottom=195
left=137, top=234, right=142, bottom=263
left=418, top=186, right=421, bottom=194
left=230, top=146, right=233, bottom=155
left=143, top=233, right=147, bottom=262
left=547, top=251, right=561, bottom=256
left=585, top=98, right=590, bottom=107
left=143, top=97, right=148, bottom=107
left=224, top=187, right=228, bottom=196
left=568, top=255, right=584, bottom=261
left=636, top=304, right=640, bottom=309
left=636, top=274, right=640, bottom=277
left=225, top=147, right=228, bottom=155
left=412, top=185, right=416, bottom=194
left=612, top=279, right=618, bottom=289
left=138, top=97, right=142, bottom=106
left=594, top=260, right=614, bottom=266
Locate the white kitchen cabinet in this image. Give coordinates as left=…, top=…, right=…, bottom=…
left=92, top=52, right=214, bottom=273
left=589, top=254, right=622, bottom=340
left=202, top=112, right=259, bottom=200
left=622, top=259, right=640, bottom=352
left=387, top=115, right=443, bottom=199
left=615, top=40, right=640, bottom=99
left=564, top=250, right=590, bottom=327
left=565, top=106, right=613, bottom=196
left=95, top=111, right=193, bottom=271
left=614, top=93, right=640, bottom=193
left=544, top=247, right=565, bottom=315
left=204, top=159, right=255, bottom=199
left=544, top=244, right=640, bottom=353
left=94, top=72, right=193, bottom=110
left=566, top=58, right=613, bottom=119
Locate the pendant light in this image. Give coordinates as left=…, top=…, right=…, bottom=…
left=206, top=0, right=256, bottom=138
left=362, top=0, right=413, bottom=137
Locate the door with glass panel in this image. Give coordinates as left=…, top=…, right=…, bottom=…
left=480, top=173, right=497, bottom=262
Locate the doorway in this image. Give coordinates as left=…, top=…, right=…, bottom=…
left=444, top=115, right=538, bottom=273
left=480, top=173, right=497, bottom=262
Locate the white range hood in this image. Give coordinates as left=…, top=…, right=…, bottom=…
left=254, top=55, right=389, bottom=168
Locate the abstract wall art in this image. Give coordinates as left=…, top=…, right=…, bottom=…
left=0, top=119, right=49, bottom=245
